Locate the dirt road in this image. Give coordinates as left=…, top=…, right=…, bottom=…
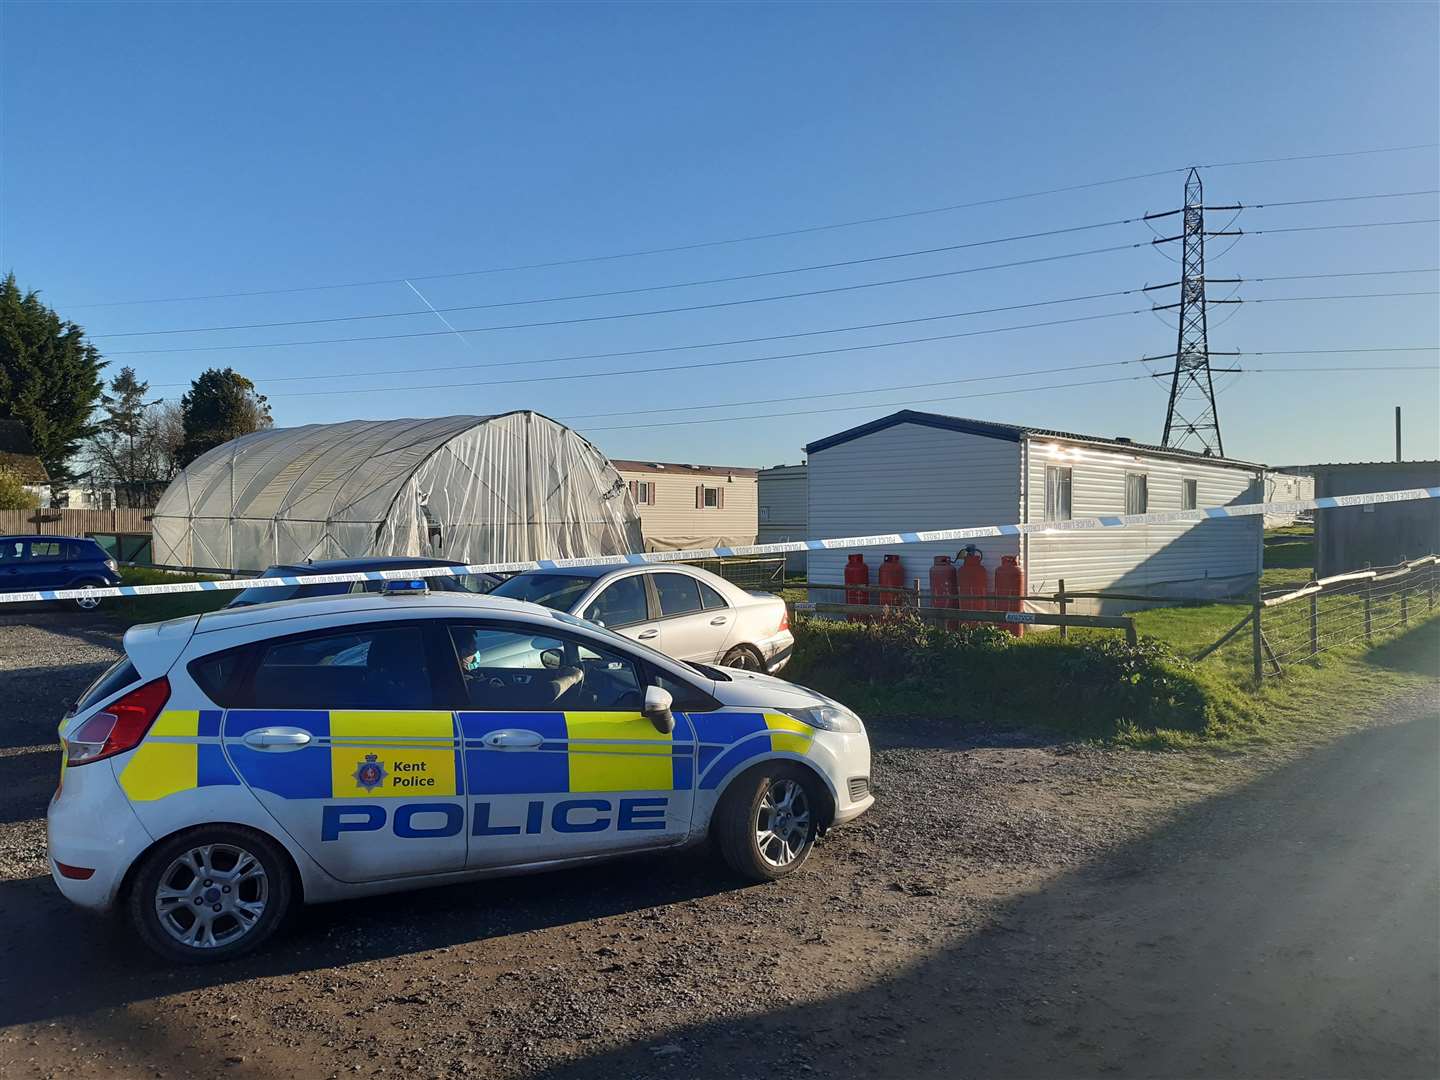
left=1, top=613, right=1436, bottom=1079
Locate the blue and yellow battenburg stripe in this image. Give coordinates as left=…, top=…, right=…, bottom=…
left=115, top=708, right=813, bottom=803
left=117, top=710, right=239, bottom=801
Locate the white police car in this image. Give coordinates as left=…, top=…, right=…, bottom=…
left=47, top=583, right=873, bottom=963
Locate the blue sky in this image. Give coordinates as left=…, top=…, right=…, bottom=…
left=2, top=1, right=1436, bottom=468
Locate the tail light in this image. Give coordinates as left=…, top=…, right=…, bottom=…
left=63, top=677, right=170, bottom=766
left=778, top=608, right=790, bottom=633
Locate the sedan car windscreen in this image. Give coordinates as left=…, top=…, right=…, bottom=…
left=489, top=573, right=594, bottom=611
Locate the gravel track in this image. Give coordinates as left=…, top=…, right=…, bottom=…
left=1, top=612, right=1434, bottom=1079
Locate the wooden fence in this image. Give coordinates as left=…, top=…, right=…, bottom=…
left=796, top=582, right=1139, bottom=643
left=0, top=508, right=152, bottom=535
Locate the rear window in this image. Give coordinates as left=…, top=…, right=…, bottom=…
left=490, top=573, right=594, bottom=611
left=72, top=659, right=140, bottom=715
left=189, top=648, right=249, bottom=706
left=250, top=625, right=436, bottom=709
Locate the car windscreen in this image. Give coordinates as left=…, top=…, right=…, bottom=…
left=489, top=572, right=594, bottom=611
left=227, top=578, right=352, bottom=607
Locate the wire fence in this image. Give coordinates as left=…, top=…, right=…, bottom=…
left=1191, top=556, right=1440, bottom=678
left=684, top=556, right=787, bottom=591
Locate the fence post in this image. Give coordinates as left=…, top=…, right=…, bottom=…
left=1309, top=585, right=1319, bottom=659
left=1252, top=586, right=1263, bottom=682
left=1057, top=578, right=1068, bottom=641
left=1363, top=575, right=1373, bottom=643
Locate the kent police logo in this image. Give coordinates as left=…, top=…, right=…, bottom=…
left=352, top=754, right=387, bottom=792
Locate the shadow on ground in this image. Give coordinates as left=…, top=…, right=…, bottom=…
left=523, top=713, right=1440, bottom=1080
left=0, top=845, right=748, bottom=1030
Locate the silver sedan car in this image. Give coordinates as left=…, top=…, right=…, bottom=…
left=489, top=563, right=793, bottom=673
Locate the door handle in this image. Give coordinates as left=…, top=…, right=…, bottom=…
left=483, top=729, right=545, bottom=749
left=637, top=629, right=659, bottom=640
left=710, top=616, right=729, bottom=625
left=243, top=727, right=313, bottom=750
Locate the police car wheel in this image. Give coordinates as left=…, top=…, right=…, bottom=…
left=714, top=765, right=818, bottom=882
left=128, top=826, right=293, bottom=964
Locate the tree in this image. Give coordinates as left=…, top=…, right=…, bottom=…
left=87, top=367, right=165, bottom=506
left=0, top=274, right=106, bottom=486
left=177, top=368, right=273, bottom=468
left=0, top=465, right=39, bottom=510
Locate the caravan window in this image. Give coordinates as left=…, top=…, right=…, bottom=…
left=1044, top=466, right=1072, bottom=522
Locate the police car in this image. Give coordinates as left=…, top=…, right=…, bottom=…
left=47, top=582, right=873, bottom=963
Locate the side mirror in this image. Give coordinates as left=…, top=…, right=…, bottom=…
left=539, top=647, right=563, bottom=670
left=643, top=685, right=675, bottom=734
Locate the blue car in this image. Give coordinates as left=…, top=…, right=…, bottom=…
left=224, top=556, right=500, bottom=608
left=0, top=535, right=122, bottom=610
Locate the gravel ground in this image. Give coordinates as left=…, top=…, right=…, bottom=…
left=0, top=612, right=1434, bottom=1079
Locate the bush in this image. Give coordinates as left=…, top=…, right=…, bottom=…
left=0, top=466, right=39, bottom=510
left=788, top=613, right=1256, bottom=740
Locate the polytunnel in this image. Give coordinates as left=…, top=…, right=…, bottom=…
left=150, top=411, right=644, bottom=571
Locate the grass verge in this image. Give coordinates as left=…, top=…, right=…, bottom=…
left=106, top=566, right=231, bottom=626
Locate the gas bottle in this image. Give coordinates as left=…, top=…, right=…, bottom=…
left=843, top=553, right=870, bottom=623
left=930, top=555, right=957, bottom=630
left=958, top=547, right=989, bottom=610
left=995, top=554, right=1026, bottom=636
left=878, top=554, right=906, bottom=609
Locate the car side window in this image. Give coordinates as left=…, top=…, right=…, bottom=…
left=446, top=624, right=643, bottom=712
left=653, top=573, right=704, bottom=617
left=582, top=576, right=649, bottom=627
left=247, top=625, right=435, bottom=710
left=698, top=581, right=728, bottom=611
left=30, top=541, right=62, bottom=560
left=0, top=541, right=23, bottom=561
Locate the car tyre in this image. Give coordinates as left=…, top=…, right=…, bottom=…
left=128, top=825, right=294, bottom=964
left=71, top=582, right=104, bottom=612
left=713, top=764, right=820, bottom=882
left=720, top=644, right=765, bottom=671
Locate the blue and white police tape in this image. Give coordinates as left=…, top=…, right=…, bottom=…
left=4, top=485, right=1436, bottom=606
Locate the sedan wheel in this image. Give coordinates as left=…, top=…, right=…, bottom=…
left=721, top=645, right=763, bottom=671
left=73, top=585, right=102, bottom=611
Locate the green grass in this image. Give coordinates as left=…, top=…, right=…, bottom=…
left=106, top=566, right=232, bottom=626
left=783, top=518, right=1437, bottom=751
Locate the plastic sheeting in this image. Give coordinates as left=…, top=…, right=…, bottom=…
left=151, top=412, right=643, bottom=571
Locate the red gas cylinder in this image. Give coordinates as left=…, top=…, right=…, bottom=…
left=843, top=553, right=871, bottom=623
left=878, top=554, right=906, bottom=609
left=958, top=551, right=989, bottom=610
left=995, top=554, right=1025, bottom=636
left=930, top=555, right=958, bottom=630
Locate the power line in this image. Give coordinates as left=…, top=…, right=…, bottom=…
left=1249, top=189, right=1438, bottom=209
left=119, top=284, right=1146, bottom=359
left=575, top=364, right=1439, bottom=434
left=148, top=301, right=1148, bottom=387
left=108, top=258, right=1440, bottom=361
left=92, top=232, right=1145, bottom=339
left=245, top=293, right=1434, bottom=400
left=260, top=305, right=1152, bottom=398
left=93, top=211, right=1440, bottom=341
left=70, top=144, right=1439, bottom=309
left=1235, top=216, right=1438, bottom=237
left=146, top=318, right=1438, bottom=392
left=578, top=374, right=1153, bottom=432
left=559, top=358, right=1148, bottom=421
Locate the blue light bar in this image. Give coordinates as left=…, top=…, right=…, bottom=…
left=381, top=579, right=429, bottom=595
